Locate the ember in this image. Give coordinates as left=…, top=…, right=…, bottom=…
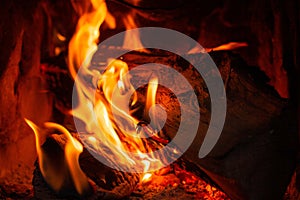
left=131, top=162, right=230, bottom=200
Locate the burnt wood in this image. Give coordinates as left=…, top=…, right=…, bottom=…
left=0, top=0, right=299, bottom=199
left=124, top=50, right=298, bottom=200
left=41, top=49, right=298, bottom=199
left=33, top=133, right=139, bottom=199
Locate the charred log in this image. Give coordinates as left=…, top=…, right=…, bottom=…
left=0, top=0, right=299, bottom=199
left=33, top=133, right=140, bottom=199
left=41, top=49, right=298, bottom=199
left=123, top=50, right=298, bottom=199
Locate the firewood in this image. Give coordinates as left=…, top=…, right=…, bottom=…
left=124, top=50, right=297, bottom=199
left=33, top=133, right=140, bottom=199
left=41, top=49, right=297, bottom=199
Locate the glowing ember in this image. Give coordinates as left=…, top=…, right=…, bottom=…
left=56, top=33, right=66, bottom=42
left=132, top=162, right=230, bottom=199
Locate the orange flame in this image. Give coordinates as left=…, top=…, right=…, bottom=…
left=30, top=0, right=179, bottom=193
left=67, top=0, right=173, bottom=182
left=68, top=0, right=110, bottom=79
left=25, top=119, right=90, bottom=195
left=141, top=173, right=153, bottom=183
left=144, top=77, right=161, bottom=130
left=207, top=42, right=248, bottom=52
left=145, top=77, right=158, bottom=115
left=122, top=14, right=146, bottom=51
left=188, top=42, right=248, bottom=54
left=73, top=59, right=166, bottom=173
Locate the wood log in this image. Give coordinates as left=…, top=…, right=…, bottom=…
left=120, top=50, right=298, bottom=199
left=1, top=0, right=298, bottom=199
left=42, top=48, right=297, bottom=199
left=32, top=130, right=231, bottom=199
left=33, top=133, right=140, bottom=199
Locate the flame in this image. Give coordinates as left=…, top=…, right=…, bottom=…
left=105, top=10, right=116, bottom=29
left=141, top=173, right=152, bottom=183
left=67, top=0, right=176, bottom=181
left=44, top=122, right=89, bottom=195
left=73, top=59, right=167, bottom=173
left=188, top=42, right=248, bottom=54
left=25, top=119, right=90, bottom=195
left=56, top=33, right=66, bottom=42
left=144, top=77, right=161, bottom=131
left=68, top=0, right=109, bottom=79
left=25, top=119, right=64, bottom=191
left=145, top=77, right=158, bottom=115
left=207, top=42, right=248, bottom=51
left=29, top=0, right=179, bottom=194
left=122, top=14, right=145, bottom=51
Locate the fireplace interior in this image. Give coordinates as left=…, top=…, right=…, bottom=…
left=0, top=0, right=299, bottom=199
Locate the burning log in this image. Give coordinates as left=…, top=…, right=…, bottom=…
left=32, top=133, right=140, bottom=199
left=0, top=0, right=298, bottom=199
left=112, top=49, right=298, bottom=199
left=40, top=48, right=298, bottom=199
left=32, top=134, right=231, bottom=199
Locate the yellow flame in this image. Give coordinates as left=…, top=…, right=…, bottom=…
left=145, top=77, right=158, bottom=119
left=68, top=0, right=109, bottom=79
left=208, top=42, right=248, bottom=51
left=44, top=122, right=90, bottom=195
left=141, top=173, right=152, bottom=183
left=41, top=0, right=179, bottom=190
left=122, top=14, right=145, bottom=51
left=72, top=59, right=166, bottom=173
left=25, top=119, right=90, bottom=195
left=24, top=119, right=55, bottom=188
left=188, top=42, right=248, bottom=54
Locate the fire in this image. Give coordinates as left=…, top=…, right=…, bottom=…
left=26, top=0, right=179, bottom=195
left=145, top=77, right=158, bottom=118
left=68, top=0, right=170, bottom=174
left=188, top=41, right=248, bottom=54
left=141, top=173, right=153, bottom=183
left=207, top=42, right=248, bottom=52
left=25, top=119, right=90, bottom=195
left=68, top=0, right=109, bottom=79
left=73, top=59, right=167, bottom=173
left=123, top=14, right=145, bottom=50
